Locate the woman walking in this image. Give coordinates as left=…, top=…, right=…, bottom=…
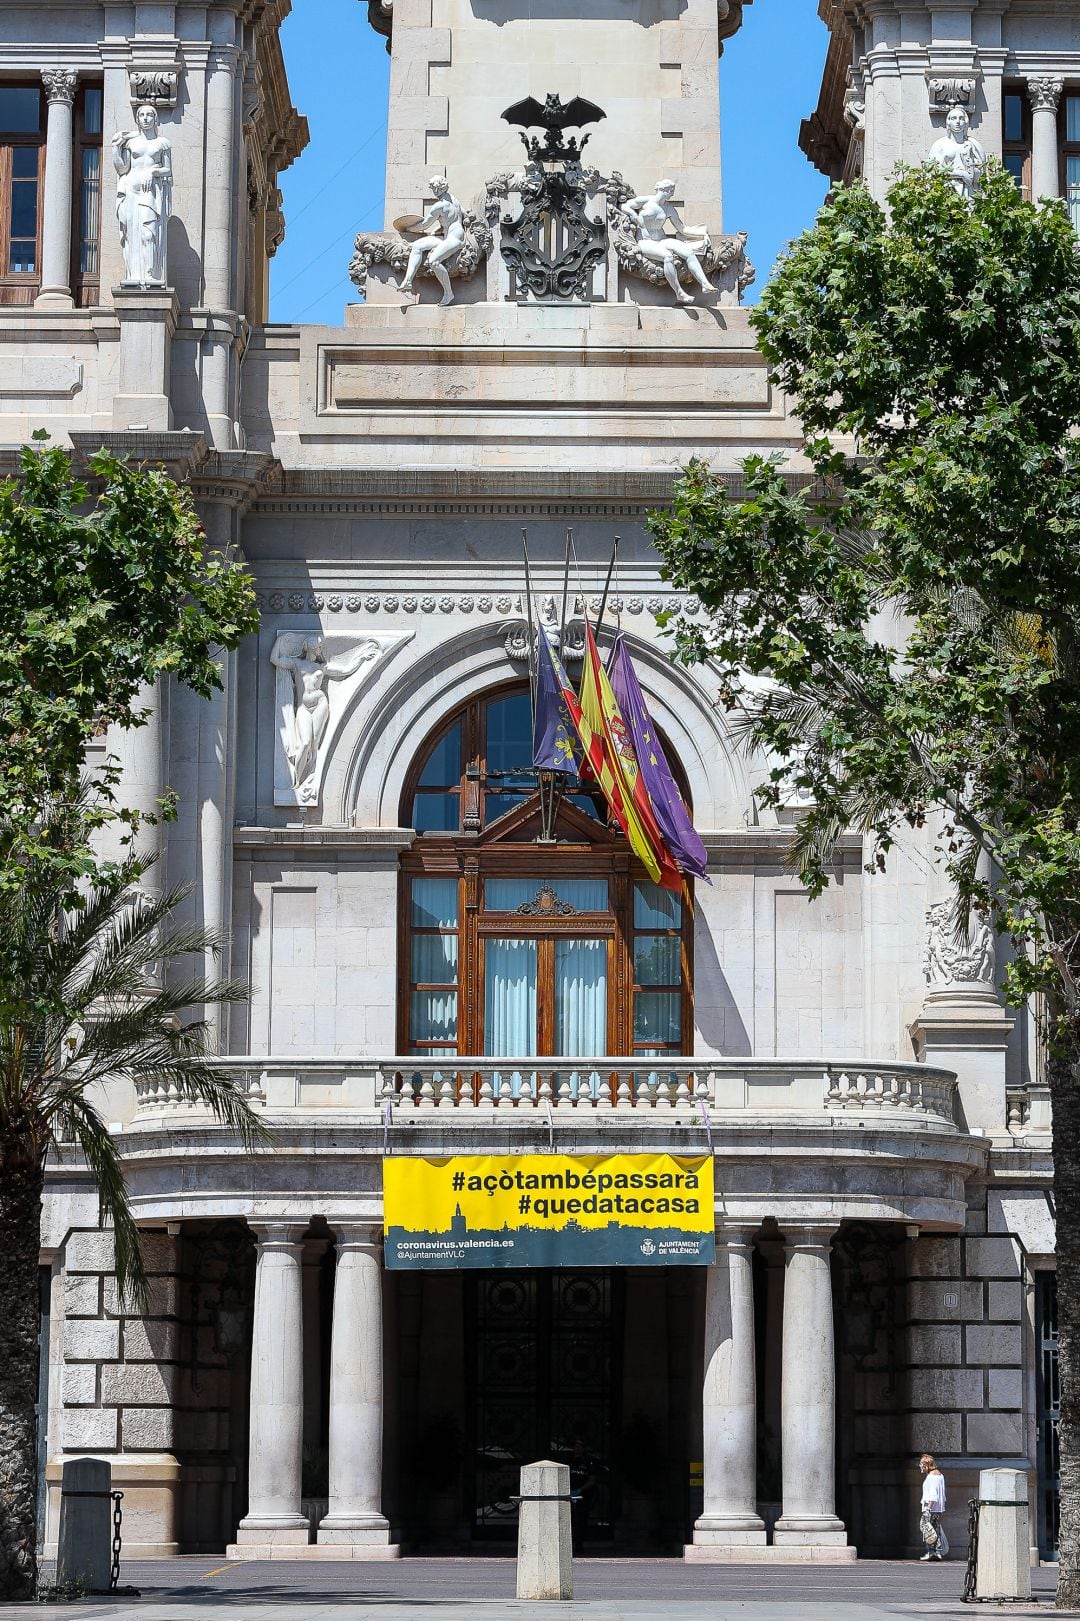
left=919, top=1453, right=949, bottom=1560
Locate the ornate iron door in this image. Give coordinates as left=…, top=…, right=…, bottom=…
left=467, top=1270, right=620, bottom=1539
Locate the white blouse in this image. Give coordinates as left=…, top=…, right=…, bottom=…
left=921, top=1471, right=946, bottom=1513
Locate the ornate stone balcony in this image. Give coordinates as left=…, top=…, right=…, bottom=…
left=132, top=1055, right=958, bottom=1129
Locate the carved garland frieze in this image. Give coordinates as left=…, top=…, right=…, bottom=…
left=253, top=590, right=697, bottom=617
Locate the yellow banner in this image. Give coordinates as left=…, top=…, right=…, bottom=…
left=383, top=1152, right=714, bottom=1270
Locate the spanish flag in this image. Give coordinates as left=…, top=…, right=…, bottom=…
left=578, top=623, right=682, bottom=892
left=535, top=624, right=654, bottom=879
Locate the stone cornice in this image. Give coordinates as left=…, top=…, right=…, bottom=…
left=67, top=430, right=209, bottom=480
left=234, top=826, right=417, bottom=851
left=363, top=0, right=751, bottom=53
left=189, top=450, right=279, bottom=510
left=249, top=466, right=817, bottom=517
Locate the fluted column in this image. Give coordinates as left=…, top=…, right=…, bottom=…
left=691, top=1226, right=766, bottom=1549
left=773, top=1225, right=849, bottom=1549
left=234, top=1224, right=309, bottom=1547
left=38, top=69, right=77, bottom=307
left=1028, top=78, right=1064, bottom=202
left=317, top=1224, right=394, bottom=1548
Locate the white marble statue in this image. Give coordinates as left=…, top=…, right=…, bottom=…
left=927, top=105, right=986, bottom=201
left=112, top=104, right=173, bottom=286
left=619, top=180, right=714, bottom=304
left=271, top=633, right=381, bottom=804
left=399, top=176, right=466, bottom=306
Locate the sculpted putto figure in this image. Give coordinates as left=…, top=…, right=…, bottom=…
left=619, top=180, right=714, bottom=303
left=112, top=104, right=172, bottom=286
left=927, top=105, right=986, bottom=201
left=271, top=634, right=381, bottom=802
left=399, top=175, right=466, bottom=306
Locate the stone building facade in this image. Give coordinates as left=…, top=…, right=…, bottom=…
left=0, top=0, right=1064, bottom=1566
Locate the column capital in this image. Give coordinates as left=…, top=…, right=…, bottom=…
left=247, top=1221, right=308, bottom=1249
left=781, top=1223, right=838, bottom=1253
left=42, top=67, right=77, bottom=104
left=331, top=1221, right=383, bottom=1254
left=714, top=1223, right=759, bottom=1250
left=1027, top=75, right=1064, bottom=114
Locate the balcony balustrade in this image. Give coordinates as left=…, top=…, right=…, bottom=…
left=131, top=1055, right=958, bottom=1128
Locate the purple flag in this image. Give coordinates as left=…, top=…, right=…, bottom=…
left=533, top=623, right=584, bottom=772
left=608, top=633, right=709, bottom=881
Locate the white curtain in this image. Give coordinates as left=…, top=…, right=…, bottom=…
left=555, top=938, right=607, bottom=1099
left=484, top=938, right=538, bottom=1057
left=555, top=938, right=607, bottom=1056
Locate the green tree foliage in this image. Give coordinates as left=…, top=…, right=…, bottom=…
left=0, top=439, right=258, bottom=889
left=0, top=442, right=260, bottom=1598
left=0, top=820, right=266, bottom=1599
left=650, top=163, right=1080, bottom=1604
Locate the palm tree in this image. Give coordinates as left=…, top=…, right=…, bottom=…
left=0, top=849, right=265, bottom=1600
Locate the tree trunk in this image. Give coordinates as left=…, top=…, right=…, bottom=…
left=1051, top=1051, right=1080, bottom=1608
left=0, top=1127, right=44, bottom=1600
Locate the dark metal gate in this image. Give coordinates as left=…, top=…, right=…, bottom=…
left=1036, top=1270, right=1060, bottom=1558
left=467, top=1269, right=621, bottom=1540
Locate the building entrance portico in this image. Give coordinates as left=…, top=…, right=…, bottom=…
left=137, top=1197, right=967, bottom=1561
left=83, top=1076, right=982, bottom=1564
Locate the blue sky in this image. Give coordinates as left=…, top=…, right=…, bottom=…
left=269, top=0, right=830, bottom=325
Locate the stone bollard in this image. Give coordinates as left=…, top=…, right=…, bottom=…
left=56, top=1457, right=112, bottom=1593
left=974, top=1467, right=1031, bottom=1602
left=516, top=1459, right=573, bottom=1601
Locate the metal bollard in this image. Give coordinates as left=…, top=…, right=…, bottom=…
left=515, top=1460, right=573, bottom=1600
left=56, top=1458, right=112, bottom=1593
left=973, top=1467, right=1031, bottom=1602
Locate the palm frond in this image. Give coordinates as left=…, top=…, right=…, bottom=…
left=58, top=1090, right=149, bottom=1312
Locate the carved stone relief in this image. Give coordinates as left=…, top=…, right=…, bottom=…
left=129, top=71, right=179, bottom=109
left=924, top=899, right=995, bottom=987
left=928, top=77, right=977, bottom=110
left=271, top=629, right=414, bottom=807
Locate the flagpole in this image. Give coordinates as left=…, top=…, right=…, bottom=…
left=522, top=526, right=538, bottom=719
left=559, top=527, right=572, bottom=645
left=595, top=534, right=620, bottom=639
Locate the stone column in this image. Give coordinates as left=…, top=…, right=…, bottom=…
left=689, top=1226, right=766, bottom=1551
left=110, top=679, right=166, bottom=894
left=194, top=42, right=240, bottom=447
left=1028, top=78, right=1064, bottom=202
left=233, top=1224, right=309, bottom=1548
left=773, top=1225, right=850, bottom=1551
left=317, top=1224, right=395, bottom=1550
left=38, top=69, right=77, bottom=307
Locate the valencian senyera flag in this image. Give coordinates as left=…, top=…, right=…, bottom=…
left=608, top=633, right=710, bottom=882
left=533, top=623, right=663, bottom=886
left=578, top=622, right=683, bottom=893
left=533, top=622, right=584, bottom=773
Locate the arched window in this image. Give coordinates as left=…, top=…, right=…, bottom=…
left=400, top=685, right=694, bottom=1060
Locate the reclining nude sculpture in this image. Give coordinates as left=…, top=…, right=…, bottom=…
left=618, top=180, right=715, bottom=303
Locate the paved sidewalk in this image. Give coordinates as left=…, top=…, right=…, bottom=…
left=1, top=1557, right=1068, bottom=1621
